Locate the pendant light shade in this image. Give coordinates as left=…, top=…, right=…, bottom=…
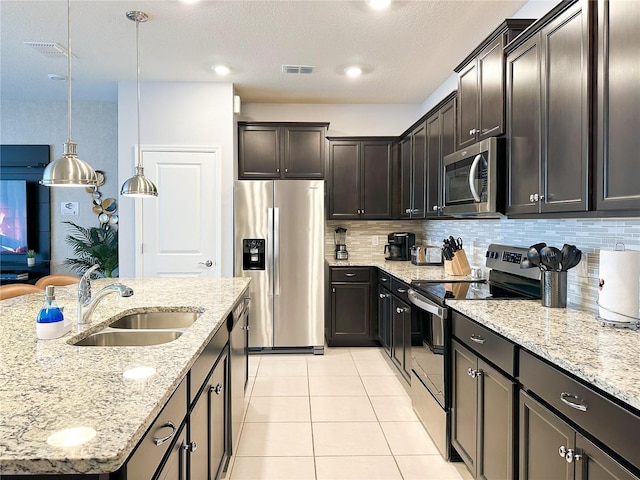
left=41, top=0, right=97, bottom=188
left=120, top=10, right=158, bottom=198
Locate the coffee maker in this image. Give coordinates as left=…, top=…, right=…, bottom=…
left=334, top=227, right=349, bottom=260
left=384, top=232, right=415, bottom=261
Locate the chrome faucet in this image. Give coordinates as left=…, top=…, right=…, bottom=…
left=77, top=265, right=134, bottom=325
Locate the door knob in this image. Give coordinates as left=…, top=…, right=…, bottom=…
left=199, top=260, right=213, bottom=267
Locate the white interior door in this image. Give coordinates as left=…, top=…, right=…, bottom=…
left=135, top=146, right=220, bottom=278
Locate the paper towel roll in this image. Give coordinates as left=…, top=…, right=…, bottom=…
left=598, top=249, right=640, bottom=322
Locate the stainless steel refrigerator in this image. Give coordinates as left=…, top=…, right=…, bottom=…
left=234, top=180, right=324, bottom=353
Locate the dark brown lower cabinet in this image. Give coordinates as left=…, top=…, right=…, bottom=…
left=377, top=283, right=392, bottom=354
left=391, top=295, right=411, bottom=381
left=519, top=391, right=639, bottom=480
left=451, top=340, right=515, bottom=480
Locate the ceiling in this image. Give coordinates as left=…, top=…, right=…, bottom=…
left=1, top=0, right=535, bottom=105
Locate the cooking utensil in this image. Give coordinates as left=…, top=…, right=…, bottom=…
left=562, top=246, right=582, bottom=271
left=540, top=246, right=562, bottom=272
left=527, top=247, right=544, bottom=269
left=520, top=258, right=535, bottom=269
left=531, top=242, right=547, bottom=253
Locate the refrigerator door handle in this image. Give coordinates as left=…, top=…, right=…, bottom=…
left=267, top=207, right=274, bottom=297
left=274, top=206, right=280, bottom=296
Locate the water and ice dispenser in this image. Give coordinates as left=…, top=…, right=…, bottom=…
left=242, top=239, right=265, bottom=270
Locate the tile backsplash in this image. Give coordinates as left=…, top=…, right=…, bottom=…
left=326, top=218, right=640, bottom=315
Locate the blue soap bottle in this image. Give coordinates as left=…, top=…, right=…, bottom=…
left=36, top=285, right=66, bottom=339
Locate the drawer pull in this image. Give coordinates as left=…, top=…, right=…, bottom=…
left=153, top=421, right=177, bottom=446
left=560, top=392, right=588, bottom=412
left=182, top=441, right=197, bottom=453
left=397, top=288, right=407, bottom=293
left=565, top=448, right=581, bottom=463
left=467, top=367, right=482, bottom=379
left=344, top=273, right=356, bottom=277
left=470, top=334, right=485, bottom=344
left=379, top=293, right=388, bottom=299
left=381, top=277, right=389, bottom=282
left=210, top=383, right=223, bottom=395
left=396, top=307, right=409, bottom=314
left=558, top=445, right=567, bottom=458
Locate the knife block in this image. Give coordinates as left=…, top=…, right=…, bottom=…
left=444, top=249, right=471, bottom=276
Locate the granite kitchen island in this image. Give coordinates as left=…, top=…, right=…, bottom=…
left=0, top=277, right=250, bottom=477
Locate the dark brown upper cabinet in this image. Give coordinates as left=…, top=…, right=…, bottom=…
left=505, top=1, right=590, bottom=215
left=597, top=0, right=640, bottom=212
left=328, top=137, right=394, bottom=220
left=426, top=93, right=456, bottom=217
left=238, top=122, right=329, bottom=179
left=455, top=19, right=535, bottom=151
left=399, top=122, right=427, bottom=219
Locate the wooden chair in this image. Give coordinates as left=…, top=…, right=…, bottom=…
left=0, top=283, right=43, bottom=300
left=35, top=274, right=80, bottom=289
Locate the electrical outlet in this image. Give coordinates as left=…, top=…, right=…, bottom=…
left=371, top=235, right=379, bottom=246
left=577, top=256, right=588, bottom=277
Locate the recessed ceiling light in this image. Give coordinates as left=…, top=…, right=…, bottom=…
left=180, top=0, right=201, bottom=4
left=367, top=0, right=391, bottom=10
left=47, top=74, right=66, bottom=81
left=213, top=65, right=231, bottom=76
left=345, top=66, right=362, bottom=78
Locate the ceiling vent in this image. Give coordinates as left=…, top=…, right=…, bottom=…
left=282, top=65, right=315, bottom=74
left=24, top=42, right=74, bottom=58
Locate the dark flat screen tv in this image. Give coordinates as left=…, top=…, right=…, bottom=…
left=0, top=180, right=28, bottom=253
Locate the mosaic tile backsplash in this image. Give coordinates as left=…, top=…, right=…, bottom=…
left=326, top=218, right=640, bottom=315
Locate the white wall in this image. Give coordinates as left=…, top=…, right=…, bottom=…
left=117, top=82, right=235, bottom=277
left=0, top=99, right=118, bottom=274
left=240, top=103, right=422, bottom=137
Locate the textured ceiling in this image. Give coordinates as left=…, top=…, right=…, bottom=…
left=1, top=0, right=535, bottom=104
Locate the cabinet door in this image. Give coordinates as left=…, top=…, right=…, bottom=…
left=283, top=126, right=326, bottom=179
left=361, top=141, right=393, bottom=219
left=425, top=112, right=441, bottom=218
left=189, top=388, right=209, bottom=479
left=156, top=425, right=187, bottom=480
left=575, top=434, right=640, bottom=480
left=238, top=125, right=281, bottom=179
left=597, top=0, right=640, bottom=211
left=478, top=36, right=506, bottom=140
left=391, top=296, right=407, bottom=372
left=377, top=285, right=392, bottom=354
left=477, top=359, right=516, bottom=480
left=457, top=61, right=479, bottom=150
left=328, top=141, right=360, bottom=219
left=506, top=35, right=542, bottom=215
left=411, top=123, right=427, bottom=219
left=330, top=282, right=372, bottom=345
left=540, top=4, right=589, bottom=213
left=451, top=340, right=479, bottom=477
left=399, top=135, right=413, bottom=219
left=209, top=353, right=228, bottom=480
left=519, top=391, right=574, bottom=480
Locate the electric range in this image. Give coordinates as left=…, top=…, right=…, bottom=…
left=407, top=244, right=541, bottom=462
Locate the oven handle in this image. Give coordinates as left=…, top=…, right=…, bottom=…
left=408, top=289, right=445, bottom=318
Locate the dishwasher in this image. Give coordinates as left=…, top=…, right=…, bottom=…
left=228, top=295, right=250, bottom=455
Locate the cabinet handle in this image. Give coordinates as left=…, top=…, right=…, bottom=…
left=397, top=288, right=407, bottom=293
left=396, top=307, right=408, bottom=314
left=411, top=209, right=420, bottom=214
left=560, top=392, right=588, bottom=412
left=380, top=278, right=389, bottom=282
left=405, top=208, right=412, bottom=214
left=379, top=293, right=388, bottom=299
left=529, top=194, right=535, bottom=202
left=241, top=325, right=250, bottom=330
left=469, top=128, right=477, bottom=136
left=153, top=421, right=177, bottom=446
left=180, top=441, right=188, bottom=480
left=361, top=209, right=365, bottom=214
left=470, top=334, right=485, bottom=344
left=182, top=441, right=197, bottom=453
left=345, top=273, right=356, bottom=277
left=210, top=383, right=223, bottom=395
left=285, top=168, right=288, bottom=173
left=565, top=448, right=581, bottom=463
left=276, top=168, right=280, bottom=173
left=467, top=367, right=482, bottom=378
left=559, top=445, right=567, bottom=458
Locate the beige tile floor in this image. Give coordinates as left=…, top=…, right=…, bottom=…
left=225, top=346, right=473, bottom=480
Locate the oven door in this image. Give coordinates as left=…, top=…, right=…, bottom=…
left=442, top=137, right=503, bottom=216
left=408, top=289, right=446, bottom=409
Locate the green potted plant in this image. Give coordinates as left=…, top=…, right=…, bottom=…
left=63, top=221, right=118, bottom=278
left=26, top=249, right=36, bottom=267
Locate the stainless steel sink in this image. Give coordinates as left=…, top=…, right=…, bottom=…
left=109, top=311, right=200, bottom=330
left=73, top=330, right=183, bottom=347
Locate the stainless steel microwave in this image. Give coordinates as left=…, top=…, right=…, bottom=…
left=442, top=137, right=505, bottom=216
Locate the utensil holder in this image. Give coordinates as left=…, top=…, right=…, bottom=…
left=444, top=249, right=471, bottom=276
left=541, top=271, right=567, bottom=308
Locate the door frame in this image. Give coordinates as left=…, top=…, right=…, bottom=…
left=133, top=145, right=221, bottom=277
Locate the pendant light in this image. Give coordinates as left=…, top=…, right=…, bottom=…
left=41, top=0, right=97, bottom=187
left=120, top=11, right=158, bottom=198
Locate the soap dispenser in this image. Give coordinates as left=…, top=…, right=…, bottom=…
left=36, top=286, right=70, bottom=340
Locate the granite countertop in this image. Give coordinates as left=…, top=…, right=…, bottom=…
left=0, top=277, right=250, bottom=476
left=447, top=299, right=640, bottom=413
left=326, top=254, right=475, bottom=283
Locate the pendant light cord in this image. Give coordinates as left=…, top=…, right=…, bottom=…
left=135, top=16, right=142, bottom=170
left=67, top=0, right=73, bottom=144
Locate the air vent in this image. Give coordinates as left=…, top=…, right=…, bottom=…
left=24, top=42, right=74, bottom=58
left=282, top=65, right=315, bottom=74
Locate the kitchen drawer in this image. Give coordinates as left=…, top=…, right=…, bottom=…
left=377, top=269, right=392, bottom=288
left=125, top=377, right=187, bottom=479
left=519, top=349, right=640, bottom=472
left=331, top=267, right=371, bottom=283
left=391, top=277, right=410, bottom=304
left=190, top=324, right=227, bottom=403
left=452, top=311, right=516, bottom=377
